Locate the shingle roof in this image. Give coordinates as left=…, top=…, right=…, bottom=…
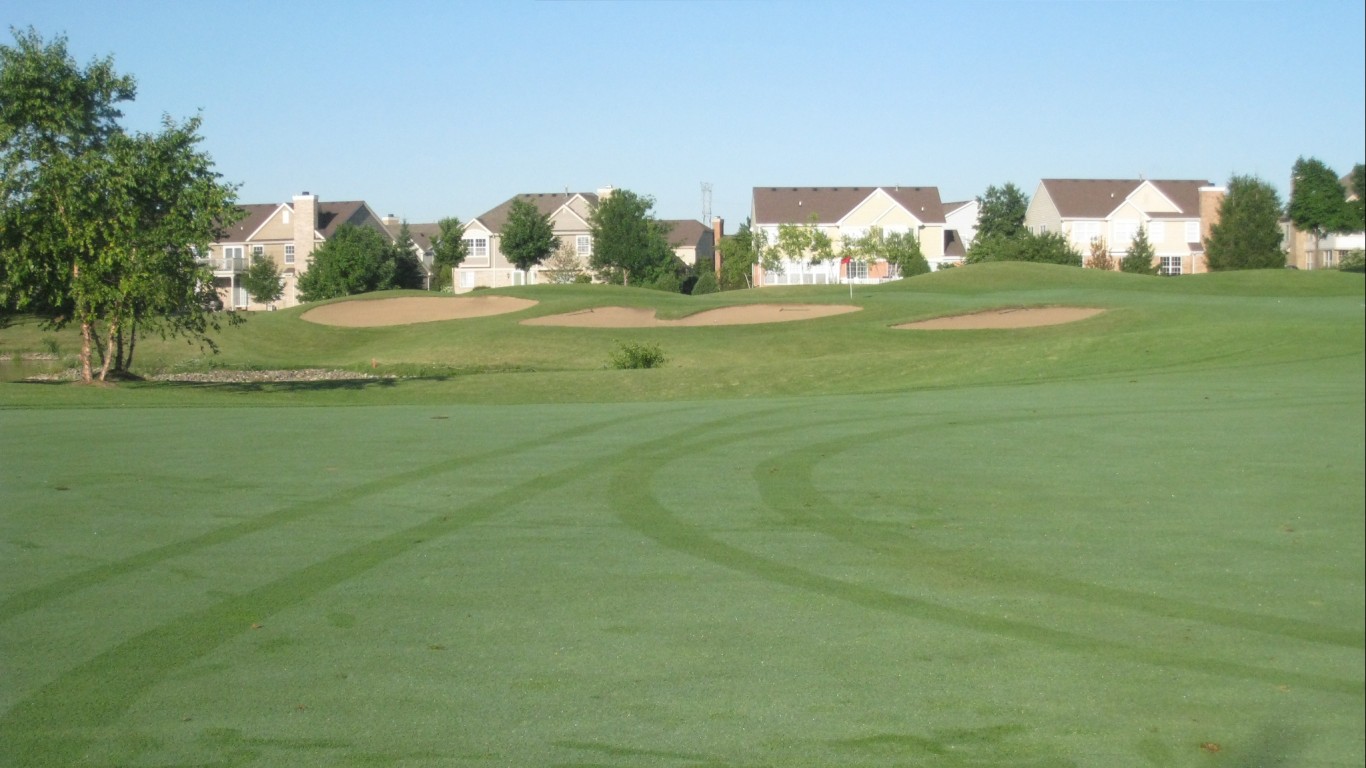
left=752, top=187, right=947, bottom=225
left=474, top=192, right=599, bottom=234
left=217, top=204, right=278, bottom=242
left=660, top=219, right=711, bottom=248
left=1038, top=179, right=1212, bottom=219
left=215, top=199, right=383, bottom=243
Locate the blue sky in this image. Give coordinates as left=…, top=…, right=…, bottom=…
left=9, top=1, right=1364, bottom=226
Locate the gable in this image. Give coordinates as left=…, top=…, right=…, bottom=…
left=249, top=205, right=295, bottom=241
left=840, top=188, right=923, bottom=228
left=1126, top=181, right=1181, bottom=214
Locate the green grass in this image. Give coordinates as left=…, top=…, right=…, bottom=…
left=1, top=264, right=1362, bottom=766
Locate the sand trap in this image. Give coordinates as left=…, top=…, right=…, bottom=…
left=523, top=303, right=861, bottom=328
left=301, top=296, right=537, bottom=327
left=895, top=306, right=1104, bottom=330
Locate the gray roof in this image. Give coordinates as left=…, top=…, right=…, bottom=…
left=660, top=219, right=712, bottom=248
left=215, top=200, right=382, bottom=243
left=753, top=186, right=947, bottom=225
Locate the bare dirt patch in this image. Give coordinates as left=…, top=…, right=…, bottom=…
left=895, top=306, right=1104, bottom=330
left=523, top=303, right=861, bottom=328
left=301, top=296, right=537, bottom=327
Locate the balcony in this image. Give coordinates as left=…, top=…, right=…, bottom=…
left=198, top=255, right=247, bottom=273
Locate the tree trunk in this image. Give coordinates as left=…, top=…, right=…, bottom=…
left=98, top=320, right=117, bottom=381
left=113, top=324, right=125, bottom=373
left=125, top=319, right=138, bottom=372
left=80, top=321, right=94, bottom=383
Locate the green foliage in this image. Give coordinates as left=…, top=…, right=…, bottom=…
left=1288, top=157, right=1353, bottom=238
left=540, top=239, right=585, bottom=284
left=1120, top=225, right=1158, bottom=275
left=967, top=231, right=1081, bottom=266
left=0, top=28, right=239, bottom=381
left=501, top=198, right=559, bottom=274
left=1339, top=250, right=1365, bottom=273
left=609, top=340, right=665, bottom=369
left=1086, top=237, right=1115, bottom=271
left=840, top=226, right=929, bottom=279
left=242, top=252, right=284, bottom=305
left=764, top=216, right=833, bottom=274
left=389, top=222, right=426, bottom=290
left=974, top=182, right=1029, bottom=241
left=690, top=270, right=718, bottom=295
left=718, top=220, right=756, bottom=289
left=588, top=189, right=677, bottom=287
left=1205, top=174, right=1286, bottom=271
left=296, top=224, right=404, bottom=302
left=1349, top=164, right=1365, bottom=230
left=429, top=217, right=468, bottom=291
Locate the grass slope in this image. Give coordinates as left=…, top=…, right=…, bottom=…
left=1, top=264, right=1362, bottom=766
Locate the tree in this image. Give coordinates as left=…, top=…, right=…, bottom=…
left=974, top=182, right=1030, bottom=242
left=883, top=230, right=930, bottom=277
left=296, top=223, right=398, bottom=301
left=242, top=251, right=284, bottom=307
left=588, top=189, right=676, bottom=287
left=1205, top=174, right=1286, bottom=271
left=966, top=231, right=1081, bottom=266
left=1120, top=225, right=1158, bottom=275
left=388, top=221, right=425, bottom=290
left=500, top=197, right=558, bottom=277
left=1288, top=157, right=1353, bottom=269
left=717, top=219, right=757, bottom=289
left=1086, top=236, right=1115, bottom=271
left=1349, top=164, right=1366, bottom=230
left=540, top=238, right=585, bottom=284
left=1, top=28, right=240, bottom=382
left=763, top=215, right=833, bottom=274
left=429, top=217, right=468, bottom=291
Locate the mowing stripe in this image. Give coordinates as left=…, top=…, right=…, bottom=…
left=607, top=411, right=1364, bottom=698
left=0, top=405, right=779, bottom=767
left=0, top=409, right=658, bottom=624
left=754, top=419, right=1364, bottom=649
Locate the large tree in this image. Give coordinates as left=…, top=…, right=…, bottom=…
left=1349, top=163, right=1366, bottom=230
left=388, top=221, right=425, bottom=290
left=1205, top=174, right=1285, bottom=271
left=588, top=189, right=676, bottom=286
left=717, top=219, right=757, bottom=289
left=296, top=223, right=398, bottom=301
left=500, top=198, right=558, bottom=277
left=1288, top=156, right=1353, bottom=268
left=429, top=216, right=468, bottom=291
left=1, top=28, right=240, bottom=382
left=974, top=182, right=1030, bottom=242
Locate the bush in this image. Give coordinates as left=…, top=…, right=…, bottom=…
left=610, top=341, right=666, bottom=369
left=1340, top=251, right=1365, bottom=273
left=691, top=271, right=718, bottom=295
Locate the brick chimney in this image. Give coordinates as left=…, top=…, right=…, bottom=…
left=713, top=216, right=724, bottom=274
left=292, top=191, right=319, bottom=267
left=1197, top=186, right=1226, bottom=274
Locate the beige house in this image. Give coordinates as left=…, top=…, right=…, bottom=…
left=455, top=188, right=709, bottom=292
left=1025, top=179, right=1224, bottom=275
left=207, top=193, right=392, bottom=309
left=941, top=199, right=979, bottom=269
left=751, top=186, right=948, bottom=285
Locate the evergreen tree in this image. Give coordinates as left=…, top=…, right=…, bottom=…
left=1120, top=225, right=1158, bottom=275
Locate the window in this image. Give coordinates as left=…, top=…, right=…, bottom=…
left=222, top=245, right=244, bottom=270
left=1072, top=221, right=1100, bottom=246
left=576, top=235, right=592, bottom=256
left=1112, top=220, right=1139, bottom=244
left=1185, top=221, right=1201, bottom=243
left=464, top=237, right=489, bottom=259
left=284, top=244, right=295, bottom=264
left=1159, top=255, right=1182, bottom=276
left=459, top=270, right=475, bottom=289
left=1147, top=221, right=1165, bottom=244
left=847, top=260, right=868, bottom=280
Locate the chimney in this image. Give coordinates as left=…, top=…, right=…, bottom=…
left=381, top=214, right=400, bottom=229
left=713, top=216, right=724, bottom=274
left=596, top=185, right=614, bottom=200
left=293, top=191, right=319, bottom=267
left=1197, top=185, right=1226, bottom=274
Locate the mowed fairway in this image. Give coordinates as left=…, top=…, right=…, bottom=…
left=1, top=264, right=1362, bottom=766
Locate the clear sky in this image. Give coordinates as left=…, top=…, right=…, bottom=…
left=8, top=0, right=1364, bottom=227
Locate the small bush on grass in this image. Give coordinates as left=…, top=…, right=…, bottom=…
left=610, top=341, right=666, bottom=369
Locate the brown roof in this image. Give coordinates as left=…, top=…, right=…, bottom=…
left=215, top=200, right=384, bottom=243
left=660, top=219, right=712, bottom=248
left=752, top=186, right=947, bottom=225
left=473, top=192, right=600, bottom=233
left=217, top=204, right=278, bottom=242
left=1039, top=179, right=1212, bottom=219
left=944, top=229, right=965, bottom=258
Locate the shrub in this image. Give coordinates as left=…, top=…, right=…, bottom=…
left=610, top=341, right=666, bottom=369
left=691, top=271, right=719, bottom=295
left=1340, top=251, right=1365, bottom=273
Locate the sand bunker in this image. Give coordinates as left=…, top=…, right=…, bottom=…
left=301, top=296, right=537, bottom=327
left=523, top=303, right=861, bottom=328
left=895, top=306, right=1104, bottom=330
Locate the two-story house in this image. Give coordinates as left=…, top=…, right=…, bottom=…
left=1281, top=172, right=1364, bottom=270
left=750, top=186, right=949, bottom=286
left=1024, top=179, right=1224, bottom=275
left=454, top=188, right=710, bottom=292
left=207, top=192, right=393, bottom=309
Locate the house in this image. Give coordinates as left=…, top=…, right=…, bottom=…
left=381, top=216, right=438, bottom=288
left=206, top=192, right=393, bottom=309
left=454, top=188, right=710, bottom=292
left=750, top=186, right=948, bottom=286
left=1280, top=172, right=1364, bottom=270
left=1024, top=179, right=1224, bottom=275
left=941, top=198, right=979, bottom=269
